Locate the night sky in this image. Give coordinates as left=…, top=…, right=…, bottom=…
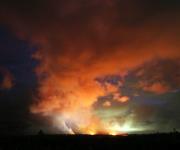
left=0, top=0, right=180, bottom=135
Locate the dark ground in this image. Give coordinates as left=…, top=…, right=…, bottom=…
left=0, top=133, right=180, bottom=150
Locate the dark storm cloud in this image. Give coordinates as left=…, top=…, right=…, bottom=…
left=1, top=0, right=180, bottom=35
left=0, top=27, right=38, bottom=134
left=129, top=91, right=180, bottom=132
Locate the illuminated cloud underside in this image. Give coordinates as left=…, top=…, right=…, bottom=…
left=0, top=0, right=180, bottom=134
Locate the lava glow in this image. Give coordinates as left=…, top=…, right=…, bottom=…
left=85, top=123, right=142, bottom=135
left=53, top=112, right=142, bottom=135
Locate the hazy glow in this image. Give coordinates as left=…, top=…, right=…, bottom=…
left=53, top=112, right=144, bottom=135
left=108, top=123, right=141, bottom=133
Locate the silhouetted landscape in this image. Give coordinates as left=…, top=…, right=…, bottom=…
left=0, top=133, right=180, bottom=150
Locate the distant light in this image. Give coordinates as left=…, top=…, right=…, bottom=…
left=106, top=122, right=143, bottom=135
left=89, top=131, right=96, bottom=135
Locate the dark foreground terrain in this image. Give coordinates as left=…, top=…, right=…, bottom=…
left=0, top=133, right=180, bottom=150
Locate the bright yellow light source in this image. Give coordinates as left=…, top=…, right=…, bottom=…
left=110, top=131, right=118, bottom=136
left=89, top=131, right=96, bottom=135
left=106, top=121, right=141, bottom=135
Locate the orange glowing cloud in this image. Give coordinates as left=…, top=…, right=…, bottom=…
left=0, top=67, right=14, bottom=90
left=0, top=0, right=180, bottom=134
left=140, top=82, right=170, bottom=94
left=103, top=101, right=111, bottom=107
left=115, top=95, right=130, bottom=103
left=135, top=59, right=180, bottom=94
left=22, top=1, right=180, bottom=134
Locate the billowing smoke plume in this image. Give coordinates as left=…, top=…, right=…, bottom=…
left=0, top=0, right=180, bottom=134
